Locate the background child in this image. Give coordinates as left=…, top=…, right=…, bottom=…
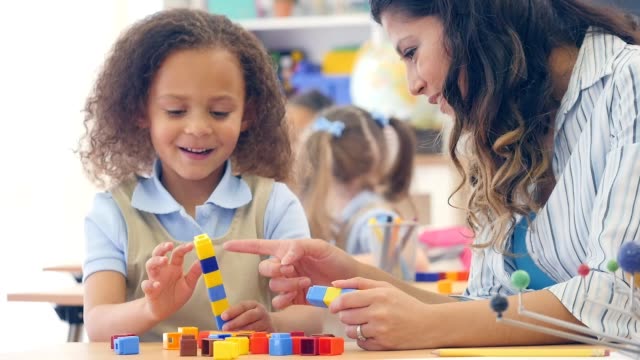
left=296, top=105, right=422, bottom=271
left=373, top=111, right=419, bottom=222
left=286, top=89, right=334, bottom=148
left=78, top=9, right=323, bottom=341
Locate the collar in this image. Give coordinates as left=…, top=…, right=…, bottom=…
left=131, top=160, right=252, bottom=214
left=556, top=28, right=628, bottom=131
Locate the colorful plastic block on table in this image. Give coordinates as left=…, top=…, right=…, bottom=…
left=249, top=332, right=269, bottom=354
left=110, top=333, right=135, bottom=349
left=180, top=335, right=198, bottom=356
left=306, top=285, right=356, bottom=308
left=226, top=336, right=249, bottom=355
left=319, top=336, right=345, bottom=355
left=158, top=326, right=345, bottom=357
left=178, top=326, right=198, bottom=339
left=194, top=233, right=228, bottom=330
left=198, top=330, right=211, bottom=348
left=114, top=335, right=140, bottom=355
left=300, top=337, right=318, bottom=355
left=163, top=332, right=181, bottom=350
left=201, top=338, right=218, bottom=357
left=213, top=340, right=239, bottom=359
left=414, top=271, right=469, bottom=282
left=437, top=279, right=453, bottom=294
left=269, top=333, right=293, bottom=356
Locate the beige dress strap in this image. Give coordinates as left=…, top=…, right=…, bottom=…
left=109, top=174, right=274, bottom=341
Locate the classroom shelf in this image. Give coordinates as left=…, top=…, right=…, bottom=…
left=237, top=13, right=372, bottom=31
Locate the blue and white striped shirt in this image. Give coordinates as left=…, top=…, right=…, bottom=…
left=465, top=29, right=640, bottom=337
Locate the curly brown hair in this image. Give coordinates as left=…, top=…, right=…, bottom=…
left=78, top=8, right=291, bottom=188
left=371, top=0, right=640, bottom=252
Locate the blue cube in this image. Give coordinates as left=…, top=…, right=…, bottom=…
left=269, top=333, right=293, bottom=356
left=207, top=284, right=227, bottom=302
left=114, top=336, right=139, bottom=355
left=305, top=286, right=328, bottom=308
left=200, top=256, right=219, bottom=274
left=209, top=333, right=232, bottom=340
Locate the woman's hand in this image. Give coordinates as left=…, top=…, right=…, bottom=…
left=141, top=242, right=202, bottom=321
left=330, top=277, right=432, bottom=351
left=223, top=239, right=359, bottom=309
left=221, top=300, right=274, bottom=332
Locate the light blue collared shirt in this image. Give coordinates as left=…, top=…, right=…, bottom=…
left=83, top=160, right=309, bottom=281
left=337, top=190, right=397, bottom=255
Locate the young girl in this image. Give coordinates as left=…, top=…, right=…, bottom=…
left=296, top=105, right=418, bottom=270
left=79, top=9, right=323, bottom=341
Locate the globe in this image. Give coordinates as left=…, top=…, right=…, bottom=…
left=350, top=39, right=445, bottom=129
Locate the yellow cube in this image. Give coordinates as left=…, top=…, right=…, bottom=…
left=178, top=326, right=198, bottom=339
left=213, top=340, right=237, bottom=360
left=225, top=336, right=249, bottom=355
left=203, top=270, right=224, bottom=288
left=323, top=286, right=342, bottom=307
left=211, top=298, right=230, bottom=316
left=194, top=234, right=216, bottom=260
left=437, top=279, right=453, bottom=295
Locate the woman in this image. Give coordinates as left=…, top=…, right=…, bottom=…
left=225, top=0, right=640, bottom=350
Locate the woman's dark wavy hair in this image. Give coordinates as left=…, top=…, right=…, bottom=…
left=79, top=9, right=290, bottom=188
left=371, top=0, right=640, bottom=251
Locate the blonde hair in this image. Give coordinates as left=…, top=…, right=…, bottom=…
left=297, top=106, right=388, bottom=249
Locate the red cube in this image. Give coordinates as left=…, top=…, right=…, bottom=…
left=250, top=333, right=269, bottom=354
left=319, top=336, right=345, bottom=355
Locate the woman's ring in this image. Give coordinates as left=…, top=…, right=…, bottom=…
left=356, top=324, right=367, bottom=341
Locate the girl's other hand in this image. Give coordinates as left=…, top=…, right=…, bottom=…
left=141, top=242, right=202, bottom=321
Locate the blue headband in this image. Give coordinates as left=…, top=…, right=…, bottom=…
left=311, top=117, right=345, bottom=138
left=371, top=111, right=390, bottom=127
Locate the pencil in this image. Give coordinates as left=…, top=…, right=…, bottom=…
left=380, top=215, right=392, bottom=271
left=432, top=348, right=610, bottom=357
left=390, top=217, right=402, bottom=250
left=368, top=218, right=384, bottom=242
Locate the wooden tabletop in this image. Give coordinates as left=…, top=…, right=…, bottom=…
left=42, top=264, right=82, bottom=274
left=4, top=282, right=464, bottom=308
left=1, top=342, right=613, bottom=359
left=6, top=284, right=84, bottom=306
left=0, top=341, right=431, bottom=359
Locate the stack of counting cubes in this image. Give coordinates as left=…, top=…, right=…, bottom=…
left=194, top=233, right=228, bottom=330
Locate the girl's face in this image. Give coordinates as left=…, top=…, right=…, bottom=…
left=145, top=48, right=248, bottom=188
left=381, top=12, right=456, bottom=116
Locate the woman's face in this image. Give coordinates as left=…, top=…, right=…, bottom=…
left=381, top=12, right=456, bottom=116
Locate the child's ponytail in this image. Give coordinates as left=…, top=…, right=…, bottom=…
left=297, top=129, right=337, bottom=243
left=383, top=118, right=417, bottom=202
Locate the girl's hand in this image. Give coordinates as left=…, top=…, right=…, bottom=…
left=330, top=277, right=431, bottom=351
left=220, top=301, right=274, bottom=332
left=223, top=239, right=359, bottom=309
left=141, top=242, right=202, bottom=321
